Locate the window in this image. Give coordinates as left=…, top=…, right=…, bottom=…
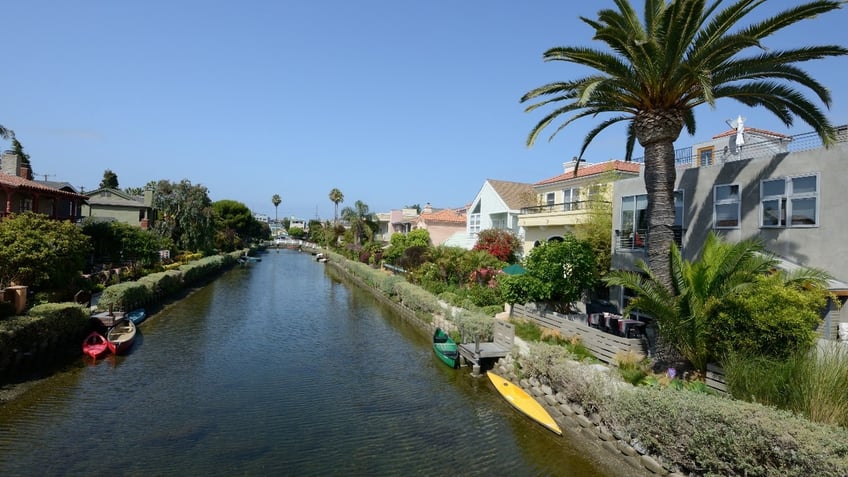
left=620, top=191, right=684, bottom=249
left=714, top=184, right=740, bottom=228
left=469, top=202, right=481, bottom=233
left=760, top=174, right=818, bottom=228
left=697, top=146, right=714, bottom=167
left=545, top=192, right=555, bottom=207
left=562, top=187, right=580, bottom=211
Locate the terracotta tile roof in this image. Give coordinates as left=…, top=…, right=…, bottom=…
left=487, top=179, right=537, bottom=209
left=713, top=127, right=791, bottom=139
left=419, top=208, right=466, bottom=224
left=0, top=172, right=88, bottom=199
left=535, top=160, right=641, bottom=186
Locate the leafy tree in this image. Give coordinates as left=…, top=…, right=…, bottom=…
left=289, top=227, right=306, bottom=239
left=522, top=0, right=846, bottom=289
left=384, top=229, right=431, bottom=263
left=573, top=194, right=613, bottom=283
left=524, top=235, right=598, bottom=313
left=152, top=179, right=215, bottom=253
left=82, top=219, right=165, bottom=268
left=473, top=229, right=522, bottom=263
left=272, top=194, right=281, bottom=222
left=0, top=212, right=91, bottom=291
left=124, top=186, right=144, bottom=196
left=498, top=273, right=548, bottom=314
left=212, top=199, right=262, bottom=252
left=99, top=169, right=119, bottom=189
left=405, top=203, right=421, bottom=214
left=328, top=188, right=344, bottom=225
left=604, top=232, right=830, bottom=373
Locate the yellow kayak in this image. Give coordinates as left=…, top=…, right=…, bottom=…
left=487, top=371, right=562, bottom=436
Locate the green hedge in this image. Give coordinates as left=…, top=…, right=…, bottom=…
left=0, top=303, right=89, bottom=355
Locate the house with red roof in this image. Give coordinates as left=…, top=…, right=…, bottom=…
left=0, top=151, right=87, bottom=221
left=412, top=203, right=466, bottom=246
left=518, top=159, right=641, bottom=255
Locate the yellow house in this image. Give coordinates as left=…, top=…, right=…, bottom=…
left=518, top=160, right=641, bottom=254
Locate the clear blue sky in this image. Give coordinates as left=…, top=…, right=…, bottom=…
left=3, top=1, right=846, bottom=221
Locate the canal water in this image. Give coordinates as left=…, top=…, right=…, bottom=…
left=0, top=250, right=615, bottom=476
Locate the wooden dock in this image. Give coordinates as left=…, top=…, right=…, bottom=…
left=458, top=320, right=514, bottom=376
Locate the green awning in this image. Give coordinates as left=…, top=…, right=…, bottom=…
left=502, top=264, right=526, bottom=275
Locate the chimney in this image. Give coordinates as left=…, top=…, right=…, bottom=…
left=563, top=156, right=582, bottom=174
left=423, top=202, right=433, bottom=214
left=1, top=151, right=22, bottom=176
left=20, top=165, right=32, bottom=180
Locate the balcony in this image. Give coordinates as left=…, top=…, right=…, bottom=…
left=615, top=226, right=685, bottom=251
left=519, top=200, right=609, bottom=228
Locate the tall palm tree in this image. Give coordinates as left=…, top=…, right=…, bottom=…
left=272, top=194, right=281, bottom=223
left=604, top=231, right=830, bottom=372
left=522, top=0, right=846, bottom=288
left=328, top=188, right=344, bottom=226
left=0, top=125, right=12, bottom=141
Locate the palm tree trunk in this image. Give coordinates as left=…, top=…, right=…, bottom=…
left=643, top=141, right=677, bottom=289
left=634, top=109, right=683, bottom=290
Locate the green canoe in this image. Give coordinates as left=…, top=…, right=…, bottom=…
left=433, top=327, right=460, bottom=369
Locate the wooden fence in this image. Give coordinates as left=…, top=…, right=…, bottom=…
left=510, top=304, right=646, bottom=365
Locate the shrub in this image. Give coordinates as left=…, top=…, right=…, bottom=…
left=603, top=387, right=848, bottom=476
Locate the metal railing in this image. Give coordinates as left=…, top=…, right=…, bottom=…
left=520, top=200, right=610, bottom=215
left=629, top=125, right=847, bottom=167
left=616, top=227, right=685, bottom=251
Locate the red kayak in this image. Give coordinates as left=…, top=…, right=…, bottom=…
left=82, top=331, right=109, bottom=359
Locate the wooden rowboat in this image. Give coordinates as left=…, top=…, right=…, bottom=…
left=106, top=318, right=137, bottom=355
left=487, top=371, right=562, bottom=436
left=433, top=327, right=459, bottom=369
left=82, top=331, right=109, bottom=359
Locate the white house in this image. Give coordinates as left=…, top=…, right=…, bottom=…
left=444, top=179, right=535, bottom=251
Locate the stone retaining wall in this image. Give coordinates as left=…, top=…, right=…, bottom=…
left=491, top=354, right=686, bottom=477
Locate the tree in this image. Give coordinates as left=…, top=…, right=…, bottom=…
left=328, top=188, right=344, bottom=225
left=473, top=229, right=522, bottom=263
left=603, top=232, right=830, bottom=373
left=100, top=169, right=119, bottom=189
left=523, top=235, right=598, bottom=313
left=384, top=229, right=431, bottom=263
left=124, top=186, right=144, bottom=196
left=212, top=199, right=262, bottom=251
left=10, top=137, right=31, bottom=167
left=272, top=194, right=282, bottom=223
left=152, top=179, right=216, bottom=252
left=0, top=125, right=12, bottom=140
left=522, top=0, right=846, bottom=289
left=82, top=219, right=165, bottom=268
left=340, top=200, right=375, bottom=246
left=0, top=212, right=91, bottom=291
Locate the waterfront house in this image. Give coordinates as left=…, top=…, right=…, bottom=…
left=375, top=208, right=419, bottom=242
left=444, top=179, right=535, bottom=251
left=609, top=121, right=848, bottom=338
left=81, top=187, right=155, bottom=229
left=412, top=203, right=467, bottom=246
left=0, top=151, right=87, bottom=221
left=518, top=159, right=641, bottom=255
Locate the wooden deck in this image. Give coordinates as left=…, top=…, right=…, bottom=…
left=458, top=320, right=514, bottom=376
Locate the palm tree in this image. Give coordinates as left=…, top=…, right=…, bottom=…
left=522, top=0, right=846, bottom=288
left=328, top=188, right=344, bottom=226
left=604, top=232, right=830, bottom=373
left=340, top=200, right=374, bottom=245
left=0, top=126, right=12, bottom=141
left=272, top=194, right=281, bottom=223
